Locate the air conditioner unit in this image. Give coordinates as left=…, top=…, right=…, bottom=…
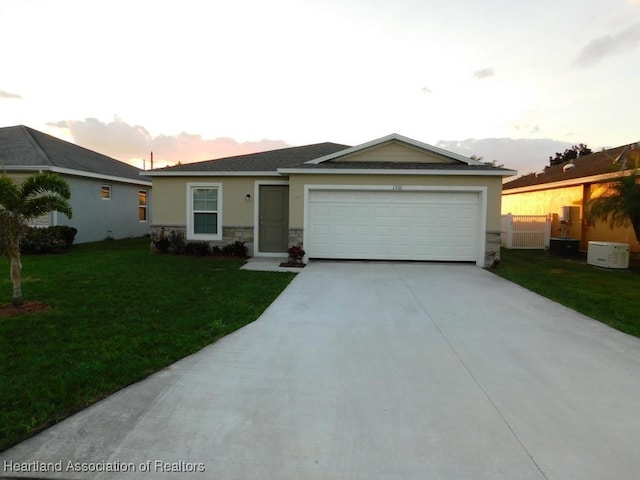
left=587, top=241, right=630, bottom=269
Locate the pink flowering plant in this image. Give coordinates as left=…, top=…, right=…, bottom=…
left=288, top=245, right=305, bottom=261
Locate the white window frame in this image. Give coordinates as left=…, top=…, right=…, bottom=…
left=138, top=190, right=148, bottom=222
left=186, top=182, right=222, bottom=241
left=101, top=184, right=112, bottom=200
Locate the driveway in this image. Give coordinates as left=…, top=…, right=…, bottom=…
left=2, top=262, right=640, bottom=479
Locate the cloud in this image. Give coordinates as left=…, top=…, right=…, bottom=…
left=473, top=68, right=494, bottom=79
left=421, top=86, right=432, bottom=95
left=0, top=89, right=22, bottom=99
left=48, top=118, right=290, bottom=168
left=436, top=137, right=576, bottom=176
left=573, top=22, right=640, bottom=67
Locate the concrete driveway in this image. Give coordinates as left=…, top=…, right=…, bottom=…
left=3, top=262, right=640, bottom=479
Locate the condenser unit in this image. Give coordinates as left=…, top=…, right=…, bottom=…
left=587, top=241, right=630, bottom=269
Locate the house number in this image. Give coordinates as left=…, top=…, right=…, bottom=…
left=392, top=185, right=403, bottom=191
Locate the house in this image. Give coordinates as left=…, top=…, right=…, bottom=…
left=502, top=142, right=640, bottom=253
left=145, top=134, right=515, bottom=267
left=0, top=125, right=152, bottom=243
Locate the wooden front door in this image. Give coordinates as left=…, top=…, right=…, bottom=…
left=259, top=185, right=289, bottom=253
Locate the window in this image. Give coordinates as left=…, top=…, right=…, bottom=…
left=101, top=185, right=111, bottom=200
left=139, top=190, right=148, bottom=222
left=187, top=183, right=222, bottom=240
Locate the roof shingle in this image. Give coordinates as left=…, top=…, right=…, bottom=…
left=503, top=144, right=635, bottom=190
left=153, top=142, right=351, bottom=172
left=0, top=125, right=145, bottom=182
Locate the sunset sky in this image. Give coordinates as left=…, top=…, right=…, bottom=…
left=1, top=0, right=639, bottom=174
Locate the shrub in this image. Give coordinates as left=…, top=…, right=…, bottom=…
left=167, top=230, right=186, bottom=254
left=184, top=241, right=210, bottom=256
left=21, top=226, right=78, bottom=254
left=221, top=240, right=248, bottom=258
left=288, top=245, right=305, bottom=260
left=151, top=229, right=185, bottom=254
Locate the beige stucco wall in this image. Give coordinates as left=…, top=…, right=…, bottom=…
left=502, top=183, right=640, bottom=252
left=502, top=185, right=584, bottom=239
left=288, top=174, right=504, bottom=230
left=335, top=142, right=457, bottom=164
left=151, top=176, right=275, bottom=227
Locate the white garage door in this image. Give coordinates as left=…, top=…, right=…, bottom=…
left=307, top=189, right=480, bottom=261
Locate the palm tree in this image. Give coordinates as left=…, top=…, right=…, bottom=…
left=0, top=172, right=72, bottom=306
left=587, top=172, right=640, bottom=243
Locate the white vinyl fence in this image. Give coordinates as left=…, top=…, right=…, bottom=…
left=501, top=214, right=551, bottom=249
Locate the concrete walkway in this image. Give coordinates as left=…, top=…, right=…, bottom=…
left=3, top=262, right=640, bottom=479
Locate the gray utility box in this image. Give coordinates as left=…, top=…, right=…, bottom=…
left=587, top=241, right=629, bottom=269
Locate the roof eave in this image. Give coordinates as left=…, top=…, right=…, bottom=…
left=2, top=165, right=152, bottom=186
left=278, top=168, right=517, bottom=176
left=502, top=170, right=630, bottom=194
left=142, top=170, right=282, bottom=177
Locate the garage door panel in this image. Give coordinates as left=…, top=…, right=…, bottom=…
left=308, top=189, right=480, bottom=261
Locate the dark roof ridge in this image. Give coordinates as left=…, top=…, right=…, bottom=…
left=21, top=125, right=54, bottom=167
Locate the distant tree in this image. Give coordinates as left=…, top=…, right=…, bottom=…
left=0, top=173, right=72, bottom=306
left=586, top=171, right=640, bottom=243
left=549, top=144, right=593, bottom=167
left=470, top=155, right=504, bottom=168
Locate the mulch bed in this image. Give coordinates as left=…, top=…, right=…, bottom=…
left=279, top=262, right=306, bottom=268
left=0, top=302, right=51, bottom=319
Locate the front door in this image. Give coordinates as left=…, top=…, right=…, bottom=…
left=259, top=185, right=289, bottom=253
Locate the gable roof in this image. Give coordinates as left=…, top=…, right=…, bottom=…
left=503, top=143, right=638, bottom=192
left=146, top=133, right=516, bottom=177
left=279, top=133, right=516, bottom=176
left=145, top=142, right=350, bottom=176
left=305, top=133, right=482, bottom=165
left=0, top=125, right=150, bottom=185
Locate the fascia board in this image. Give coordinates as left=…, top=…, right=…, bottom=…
left=1, top=165, right=152, bottom=186
left=142, top=171, right=282, bottom=177
left=278, top=168, right=517, bottom=176
left=502, top=171, right=629, bottom=194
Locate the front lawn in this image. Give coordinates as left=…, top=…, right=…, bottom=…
left=0, top=237, right=295, bottom=451
left=493, top=248, right=640, bottom=337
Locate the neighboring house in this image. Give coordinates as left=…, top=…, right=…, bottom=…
left=502, top=142, right=640, bottom=253
left=0, top=125, right=152, bottom=243
left=145, top=133, right=515, bottom=267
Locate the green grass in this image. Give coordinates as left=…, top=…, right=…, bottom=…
left=0, top=237, right=295, bottom=451
left=493, top=248, right=640, bottom=337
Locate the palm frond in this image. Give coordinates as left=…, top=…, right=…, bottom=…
left=19, top=172, right=71, bottom=200
left=16, top=173, right=73, bottom=219
left=586, top=171, right=640, bottom=241
left=0, top=174, right=21, bottom=211
left=21, top=191, right=73, bottom=219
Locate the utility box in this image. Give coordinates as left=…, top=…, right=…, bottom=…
left=549, top=237, right=580, bottom=257
left=587, top=241, right=630, bottom=269
left=560, top=206, right=580, bottom=223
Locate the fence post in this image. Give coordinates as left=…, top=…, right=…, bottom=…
left=544, top=214, right=552, bottom=249
left=506, top=213, right=513, bottom=249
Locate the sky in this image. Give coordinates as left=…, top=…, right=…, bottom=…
left=1, top=0, right=639, bottom=175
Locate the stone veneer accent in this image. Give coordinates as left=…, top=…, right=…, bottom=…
left=288, top=228, right=304, bottom=248
left=222, top=226, right=254, bottom=256
left=150, top=225, right=254, bottom=256
left=152, top=225, right=499, bottom=266
left=484, top=230, right=501, bottom=268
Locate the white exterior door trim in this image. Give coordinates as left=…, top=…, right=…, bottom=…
left=303, top=184, right=487, bottom=266
left=254, top=179, right=290, bottom=257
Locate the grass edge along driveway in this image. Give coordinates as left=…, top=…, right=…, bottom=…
left=492, top=248, right=640, bottom=338
left=0, top=237, right=296, bottom=451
